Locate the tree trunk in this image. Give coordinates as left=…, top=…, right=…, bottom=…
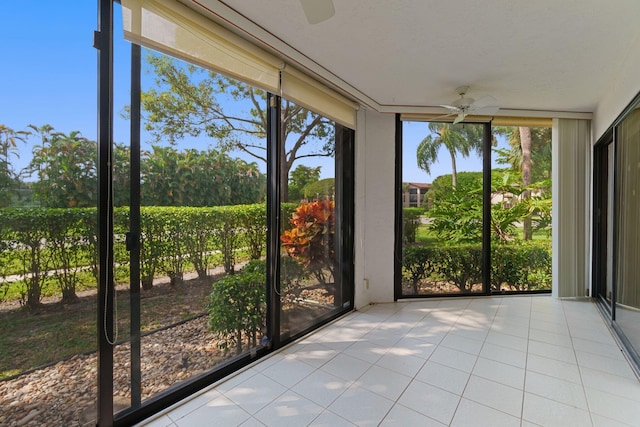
left=519, top=127, right=533, bottom=240
left=450, top=153, right=458, bottom=188
left=280, top=165, right=289, bottom=202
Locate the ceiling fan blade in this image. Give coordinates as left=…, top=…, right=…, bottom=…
left=453, top=112, right=466, bottom=124
left=472, top=95, right=498, bottom=109
left=439, top=104, right=460, bottom=111
left=300, top=0, right=335, bottom=24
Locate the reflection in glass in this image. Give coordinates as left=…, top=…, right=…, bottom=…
left=278, top=99, right=343, bottom=339
left=110, top=49, right=269, bottom=410
left=615, top=107, right=640, bottom=353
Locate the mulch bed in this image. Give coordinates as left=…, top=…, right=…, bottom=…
left=0, top=267, right=337, bottom=426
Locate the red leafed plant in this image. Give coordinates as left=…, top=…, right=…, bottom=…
left=280, top=200, right=336, bottom=284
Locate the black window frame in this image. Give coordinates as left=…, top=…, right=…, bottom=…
left=96, top=1, right=355, bottom=424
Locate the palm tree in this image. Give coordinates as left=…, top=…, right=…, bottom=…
left=0, top=124, right=29, bottom=207
left=416, top=122, right=482, bottom=188
left=494, top=126, right=551, bottom=240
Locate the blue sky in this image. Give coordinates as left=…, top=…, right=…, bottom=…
left=1, top=2, right=503, bottom=184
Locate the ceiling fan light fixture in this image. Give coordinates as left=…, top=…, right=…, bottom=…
left=300, top=0, right=335, bottom=24
left=438, top=86, right=499, bottom=124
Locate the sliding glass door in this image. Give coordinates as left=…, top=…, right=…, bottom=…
left=594, top=97, right=640, bottom=370
left=613, top=106, right=640, bottom=358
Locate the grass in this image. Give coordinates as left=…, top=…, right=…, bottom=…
left=414, top=222, right=552, bottom=247
left=0, top=250, right=248, bottom=380
left=415, top=224, right=439, bottom=246
left=0, top=275, right=214, bottom=380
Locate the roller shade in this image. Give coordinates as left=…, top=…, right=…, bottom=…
left=282, top=66, right=358, bottom=129
left=121, top=0, right=284, bottom=92
left=400, top=113, right=552, bottom=127
left=400, top=113, right=493, bottom=123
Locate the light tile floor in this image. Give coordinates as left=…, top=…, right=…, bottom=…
left=138, top=296, right=640, bottom=427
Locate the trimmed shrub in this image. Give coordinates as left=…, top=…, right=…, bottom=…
left=1, top=208, right=51, bottom=309
left=179, top=207, right=215, bottom=279
left=491, top=241, right=551, bottom=291
left=211, top=206, right=242, bottom=275
left=434, top=245, right=483, bottom=293
left=402, top=241, right=551, bottom=293
left=208, top=262, right=266, bottom=355
left=44, top=209, right=92, bottom=303
left=238, top=204, right=266, bottom=260
left=402, top=245, right=435, bottom=295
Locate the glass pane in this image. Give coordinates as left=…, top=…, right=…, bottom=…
left=0, top=2, right=98, bottom=425
left=490, top=126, right=552, bottom=292
left=279, top=100, right=343, bottom=339
left=615, top=106, right=640, bottom=353
left=111, top=40, right=268, bottom=409
left=401, top=121, right=484, bottom=296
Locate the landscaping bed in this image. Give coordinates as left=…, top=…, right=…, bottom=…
left=0, top=273, right=223, bottom=426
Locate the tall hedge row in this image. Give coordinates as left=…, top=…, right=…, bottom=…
left=402, top=241, right=551, bottom=294
left=0, top=204, right=290, bottom=309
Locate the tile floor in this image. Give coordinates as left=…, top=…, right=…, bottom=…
left=138, top=296, right=640, bottom=427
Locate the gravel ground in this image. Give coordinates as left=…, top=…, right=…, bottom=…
left=0, top=316, right=225, bottom=427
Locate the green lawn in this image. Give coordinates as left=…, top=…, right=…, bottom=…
left=414, top=222, right=551, bottom=247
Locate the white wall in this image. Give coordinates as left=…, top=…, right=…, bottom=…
left=353, top=112, right=597, bottom=304
left=594, top=35, right=640, bottom=140
left=353, top=109, right=396, bottom=308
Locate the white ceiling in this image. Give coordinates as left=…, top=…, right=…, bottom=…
left=195, top=0, right=640, bottom=115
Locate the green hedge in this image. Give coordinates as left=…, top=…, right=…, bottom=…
left=0, top=204, right=272, bottom=308
left=402, top=241, right=551, bottom=294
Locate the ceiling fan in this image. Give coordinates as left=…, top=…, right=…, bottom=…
left=440, top=86, right=499, bottom=124
left=300, top=0, right=335, bottom=24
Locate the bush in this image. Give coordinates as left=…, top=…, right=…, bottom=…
left=491, top=241, right=551, bottom=291
left=0, top=204, right=277, bottom=301
left=238, top=204, right=266, bottom=260
left=403, top=207, right=424, bottom=244
left=1, top=208, right=52, bottom=309
left=44, top=209, right=93, bottom=303
left=402, top=245, right=435, bottom=294
left=434, top=245, right=483, bottom=293
left=402, top=241, right=551, bottom=293
left=178, top=207, right=215, bottom=279
left=208, top=263, right=266, bottom=355
left=211, top=206, right=242, bottom=275
left=139, top=207, right=167, bottom=290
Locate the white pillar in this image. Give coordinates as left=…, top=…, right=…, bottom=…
left=354, top=110, right=396, bottom=308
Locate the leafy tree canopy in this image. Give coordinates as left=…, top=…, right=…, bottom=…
left=26, top=125, right=97, bottom=208
left=288, top=165, right=321, bottom=201
left=416, top=122, right=485, bottom=188
left=0, top=124, right=29, bottom=207
left=140, top=146, right=264, bottom=207
left=137, top=52, right=336, bottom=201
left=303, top=178, right=335, bottom=200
